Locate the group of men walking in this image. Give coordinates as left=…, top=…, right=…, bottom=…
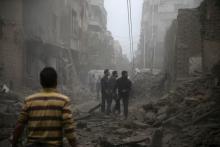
left=100, top=69, right=132, bottom=119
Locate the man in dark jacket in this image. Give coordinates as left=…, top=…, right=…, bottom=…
left=117, top=71, right=132, bottom=119
left=109, top=71, right=119, bottom=114
left=101, top=69, right=110, bottom=113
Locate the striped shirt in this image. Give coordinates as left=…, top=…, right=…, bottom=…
left=17, top=89, right=76, bottom=147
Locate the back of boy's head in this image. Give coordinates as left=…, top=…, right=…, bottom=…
left=40, top=67, right=57, bottom=88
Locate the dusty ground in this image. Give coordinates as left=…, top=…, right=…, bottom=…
left=0, top=74, right=220, bottom=147
left=74, top=99, right=153, bottom=147
left=72, top=74, right=220, bottom=147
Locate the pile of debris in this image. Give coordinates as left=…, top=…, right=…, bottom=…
left=0, top=92, right=22, bottom=146
left=132, top=72, right=165, bottom=99
left=75, top=113, right=153, bottom=147
left=70, top=98, right=153, bottom=147
left=131, top=75, right=220, bottom=147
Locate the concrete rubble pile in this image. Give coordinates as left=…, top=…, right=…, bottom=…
left=132, top=72, right=165, bottom=99
left=0, top=92, right=22, bottom=146
left=132, top=75, right=220, bottom=147
left=75, top=113, right=152, bottom=147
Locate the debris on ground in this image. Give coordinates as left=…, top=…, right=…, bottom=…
left=75, top=113, right=152, bottom=147
left=0, top=92, right=22, bottom=146
left=1, top=74, right=219, bottom=147
left=130, top=75, right=220, bottom=147
left=132, top=72, right=165, bottom=101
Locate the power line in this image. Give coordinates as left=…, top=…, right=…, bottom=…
left=126, top=0, right=132, bottom=65
left=128, top=0, right=135, bottom=70
left=126, top=0, right=135, bottom=71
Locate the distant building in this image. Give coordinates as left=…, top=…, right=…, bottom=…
left=84, top=0, right=116, bottom=70
left=113, top=40, right=123, bottom=66
left=113, top=40, right=130, bottom=71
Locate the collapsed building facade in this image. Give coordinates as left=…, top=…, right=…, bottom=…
left=136, top=0, right=220, bottom=87
left=136, top=0, right=202, bottom=70
left=164, top=0, right=220, bottom=84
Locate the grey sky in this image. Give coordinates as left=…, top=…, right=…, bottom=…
left=104, top=0, right=143, bottom=59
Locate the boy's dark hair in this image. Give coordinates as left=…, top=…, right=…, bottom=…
left=122, top=70, right=128, bottom=76
left=40, top=67, right=57, bottom=88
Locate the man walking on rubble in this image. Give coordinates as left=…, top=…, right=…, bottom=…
left=109, top=71, right=120, bottom=114
left=11, top=67, right=78, bottom=147
left=101, top=69, right=110, bottom=114
left=117, top=71, right=132, bottom=119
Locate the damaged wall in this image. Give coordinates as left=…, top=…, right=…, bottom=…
left=23, top=0, right=86, bottom=90
left=136, top=0, right=203, bottom=70
left=175, top=8, right=202, bottom=78
left=164, top=0, right=220, bottom=86
left=0, top=0, right=24, bottom=90
left=164, top=8, right=202, bottom=82
left=164, top=20, right=177, bottom=84
left=200, top=0, right=220, bottom=73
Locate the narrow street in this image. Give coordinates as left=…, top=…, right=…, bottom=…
left=0, top=0, right=220, bottom=147
left=74, top=98, right=153, bottom=147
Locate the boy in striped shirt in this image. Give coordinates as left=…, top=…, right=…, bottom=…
left=12, top=67, right=78, bottom=147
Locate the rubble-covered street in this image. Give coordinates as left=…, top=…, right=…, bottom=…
left=0, top=72, right=220, bottom=147
left=73, top=73, right=220, bottom=147
left=0, top=0, right=220, bottom=147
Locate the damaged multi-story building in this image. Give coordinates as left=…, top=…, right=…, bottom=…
left=0, top=0, right=89, bottom=90
left=136, top=0, right=202, bottom=70
left=164, top=0, right=220, bottom=84
left=0, top=0, right=127, bottom=90
left=23, top=0, right=88, bottom=90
